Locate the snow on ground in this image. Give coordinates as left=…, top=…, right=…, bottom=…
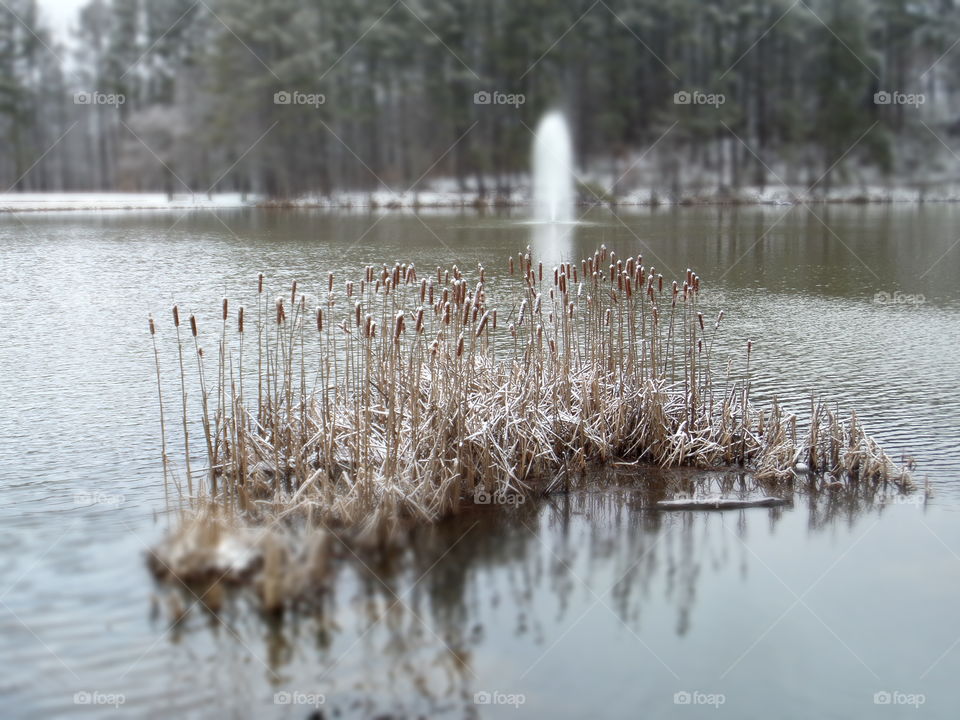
left=0, top=193, right=252, bottom=213
left=4, top=183, right=960, bottom=215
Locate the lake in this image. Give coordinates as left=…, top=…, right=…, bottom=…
left=1, top=204, right=959, bottom=718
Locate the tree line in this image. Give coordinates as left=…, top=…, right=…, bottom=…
left=1, top=0, right=958, bottom=198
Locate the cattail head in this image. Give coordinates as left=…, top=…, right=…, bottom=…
left=697, top=312, right=704, bottom=331
left=327, top=272, right=334, bottom=292
left=238, top=306, right=245, bottom=333
left=355, top=301, right=362, bottom=327
left=222, top=297, right=229, bottom=321
left=415, top=307, right=425, bottom=333
left=456, top=333, right=464, bottom=357
left=747, top=339, right=753, bottom=357
left=189, top=314, right=198, bottom=337
left=276, top=300, right=285, bottom=325
left=316, top=308, right=323, bottom=332
left=172, top=305, right=180, bottom=327
left=148, top=315, right=156, bottom=335
left=492, top=308, right=497, bottom=329
left=476, top=311, right=489, bottom=337
left=394, top=311, right=405, bottom=341
left=658, top=274, right=663, bottom=293
left=509, top=256, right=515, bottom=275
left=258, top=273, right=264, bottom=294
left=290, top=280, right=297, bottom=305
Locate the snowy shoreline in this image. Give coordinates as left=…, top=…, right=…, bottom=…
left=4, top=185, right=960, bottom=214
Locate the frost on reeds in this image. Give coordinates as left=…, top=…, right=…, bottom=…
left=149, top=246, right=913, bottom=584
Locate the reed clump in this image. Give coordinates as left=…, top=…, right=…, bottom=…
left=151, top=246, right=913, bottom=552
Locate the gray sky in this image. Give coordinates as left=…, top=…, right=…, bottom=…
left=37, top=0, right=87, bottom=39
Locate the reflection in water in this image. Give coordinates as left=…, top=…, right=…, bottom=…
left=528, top=218, right=575, bottom=268
left=155, top=475, right=919, bottom=718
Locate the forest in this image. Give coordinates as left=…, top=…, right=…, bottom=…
left=1, top=0, right=958, bottom=198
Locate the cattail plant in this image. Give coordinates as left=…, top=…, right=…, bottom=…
left=151, top=246, right=915, bottom=567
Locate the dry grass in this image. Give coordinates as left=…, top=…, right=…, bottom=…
left=149, top=245, right=913, bottom=580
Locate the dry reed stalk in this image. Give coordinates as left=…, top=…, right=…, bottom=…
left=172, top=305, right=193, bottom=496
left=149, top=315, right=175, bottom=505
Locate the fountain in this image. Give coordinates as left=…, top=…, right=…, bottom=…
left=530, top=111, right=575, bottom=262
left=532, top=110, right=575, bottom=223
